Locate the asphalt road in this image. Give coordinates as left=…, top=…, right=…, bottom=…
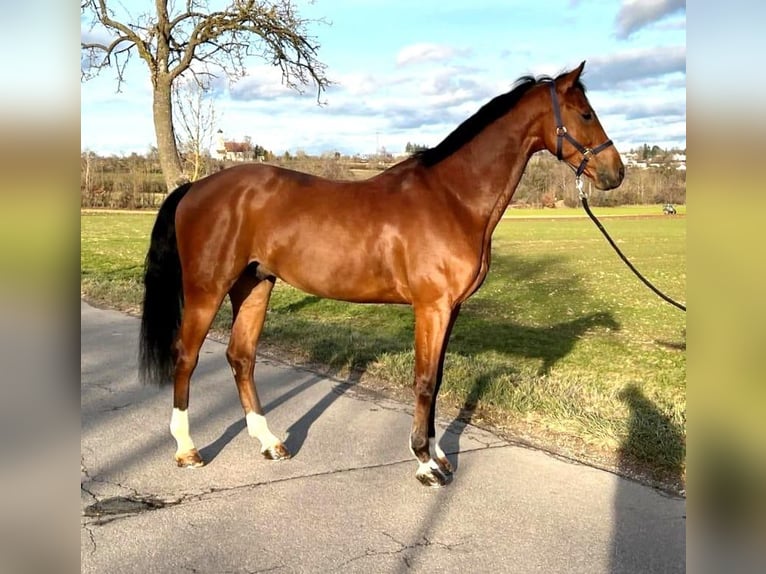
left=81, top=300, right=685, bottom=573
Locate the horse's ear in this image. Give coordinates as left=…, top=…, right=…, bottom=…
left=559, top=61, right=586, bottom=91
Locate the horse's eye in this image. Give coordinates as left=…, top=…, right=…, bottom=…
left=581, top=111, right=593, bottom=121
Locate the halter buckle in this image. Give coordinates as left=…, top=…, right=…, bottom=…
left=556, top=126, right=567, bottom=136
left=576, top=176, right=585, bottom=199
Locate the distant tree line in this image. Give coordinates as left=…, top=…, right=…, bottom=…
left=514, top=151, right=686, bottom=208
left=81, top=146, right=685, bottom=209
left=405, top=142, right=429, bottom=154
left=81, top=150, right=168, bottom=209
left=634, top=143, right=667, bottom=161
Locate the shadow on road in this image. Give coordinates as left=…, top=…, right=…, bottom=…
left=282, top=369, right=362, bottom=457
left=200, top=365, right=366, bottom=464
left=198, top=373, right=325, bottom=464
left=438, top=310, right=620, bottom=471
left=609, top=383, right=686, bottom=572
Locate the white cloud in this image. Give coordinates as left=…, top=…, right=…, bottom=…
left=227, top=65, right=299, bottom=101
left=79, top=2, right=686, bottom=156
left=334, top=73, right=381, bottom=96
left=419, top=68, right=483, bottom=96
left=80, top=25, right=113, bottom=47
left=615, top=0, right=686, bottom=39
left=583, top=45, right=685, bottom=90
left=587, top=88, right=686, bottom=151
left=395, top=43, right=470, bottom=66
left=229, top=79, right=293, bottom=101
left=610, top=117, right=686, bottom=150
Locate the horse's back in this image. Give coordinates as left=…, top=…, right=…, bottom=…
left=173, top=161, right=480, bottom=304
left=171, top=163, right=408, bottom=301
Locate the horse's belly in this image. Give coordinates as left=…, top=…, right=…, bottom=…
left=278, top=270, right=408, bottom=304
left=265, top=251, right=410, bottom=304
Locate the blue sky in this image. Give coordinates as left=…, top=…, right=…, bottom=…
left=80, top=0, right=686, bottom=157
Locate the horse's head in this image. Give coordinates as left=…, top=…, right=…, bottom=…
left=543, top=61, right=624, bottom=190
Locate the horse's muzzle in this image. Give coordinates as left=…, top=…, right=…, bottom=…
left=595, top=164, right=625, bottom=191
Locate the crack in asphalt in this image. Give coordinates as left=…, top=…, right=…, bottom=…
left=81, top=455, right=186, bottom=526
left=83, top=380, right=121, bottom=394
left=337, top=530, right=469, bottom=570
left=84, top=525, right=97, bottom=557
left=80, top=458, right=99, bottom=555
left=80, top=443, right=508, bottom=530
left=183, top=566, right=285, bottom=574
left=98, top=402, right=133, bottom=413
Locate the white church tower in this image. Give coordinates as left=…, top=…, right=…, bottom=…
left=214, top=129, right=226, bottom=160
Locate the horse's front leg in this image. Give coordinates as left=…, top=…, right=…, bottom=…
left=410, top=302, right=456, bottom=487
left=428, top=303, right=461, bottom=475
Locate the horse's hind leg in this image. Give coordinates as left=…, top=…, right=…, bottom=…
left=171, top=290, right=223, bottom=467
left=227, top=272, right=290, bottom=460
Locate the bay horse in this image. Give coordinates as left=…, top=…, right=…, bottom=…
left=139, top=61, right=624, bottom=487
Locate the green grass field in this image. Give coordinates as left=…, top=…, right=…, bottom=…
left=81, top=206, right=686, bottom=489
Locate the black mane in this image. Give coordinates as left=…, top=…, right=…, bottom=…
left=414, top=71, right=582, bottom=167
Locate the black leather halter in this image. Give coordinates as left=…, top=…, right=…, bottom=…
left=546, top=82, right=685, bottom=312
left=548, top=81, right=614, bottom=177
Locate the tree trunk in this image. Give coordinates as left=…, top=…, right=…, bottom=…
left=152, top=77, right=187, bottom=192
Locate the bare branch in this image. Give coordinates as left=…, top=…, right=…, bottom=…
left=81, top=0, right=331, bottom=191
left=81, top=0, right=159, bottom=88
left=173, top=78, right=217, bottom=180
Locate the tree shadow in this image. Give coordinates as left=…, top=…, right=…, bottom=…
left=610, top=384, right=686, bottom=572
left=438, top=311, right=620, bottom=471
left=279, top=295, right=323, bottom=314
left=655, top=328, right=686, bottom=351
left=258, top=251, right=625, bottom=471
left=438, top=366, right=507, bottom=471
left=616, top=384, right=685, bottom=489
left=264, top=251, right=611, bottom=377
left=451, top=309, right=620, bottom=376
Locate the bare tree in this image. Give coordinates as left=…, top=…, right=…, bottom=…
left=81, top=0, right=330, bottom=192
left=173, top=79, right=216, bottom=181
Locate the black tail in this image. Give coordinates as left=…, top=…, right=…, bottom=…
left=138, top=182, right=193, bottom=385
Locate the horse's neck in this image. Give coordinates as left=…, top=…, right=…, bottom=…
left=481, top=138, right=539, bottom=234
left=433, top=108, right=544, bottom=232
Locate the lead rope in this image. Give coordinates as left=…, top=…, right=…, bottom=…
left=576, top=177, right=686, bottom=312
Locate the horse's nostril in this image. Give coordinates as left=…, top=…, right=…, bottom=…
left=618, top=165, right=625, bottom=180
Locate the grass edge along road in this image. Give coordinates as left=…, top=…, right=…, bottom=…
left=81, top=206, right=686, bottom=493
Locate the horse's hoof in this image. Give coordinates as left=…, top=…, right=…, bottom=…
left=175, top=449, right=204, bottom=468
left=436, top=455, right=454, bottom=474
left=415, top=466, right=452, bottom=488
left=262, top=442, right=291, bottom=461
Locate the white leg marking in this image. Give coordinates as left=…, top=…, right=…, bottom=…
left=431, top=436, right=453, bottom=473
left=245, top=412, right=281, bottom=451
left=417, top=459, right=441, bottom=473
left=169, top=408, right=195, bottom=454
left=432, top=438, right=448, bottom=462
left=409, top=442, right=418, bottom=461
left=411, top=440, right=441, bottom=476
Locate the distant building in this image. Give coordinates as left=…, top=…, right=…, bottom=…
left=620, top=150, right=686, bottom=171
left=671, top=153, right=686, bottom=171
left=213, top=129, right=252, bottom=162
